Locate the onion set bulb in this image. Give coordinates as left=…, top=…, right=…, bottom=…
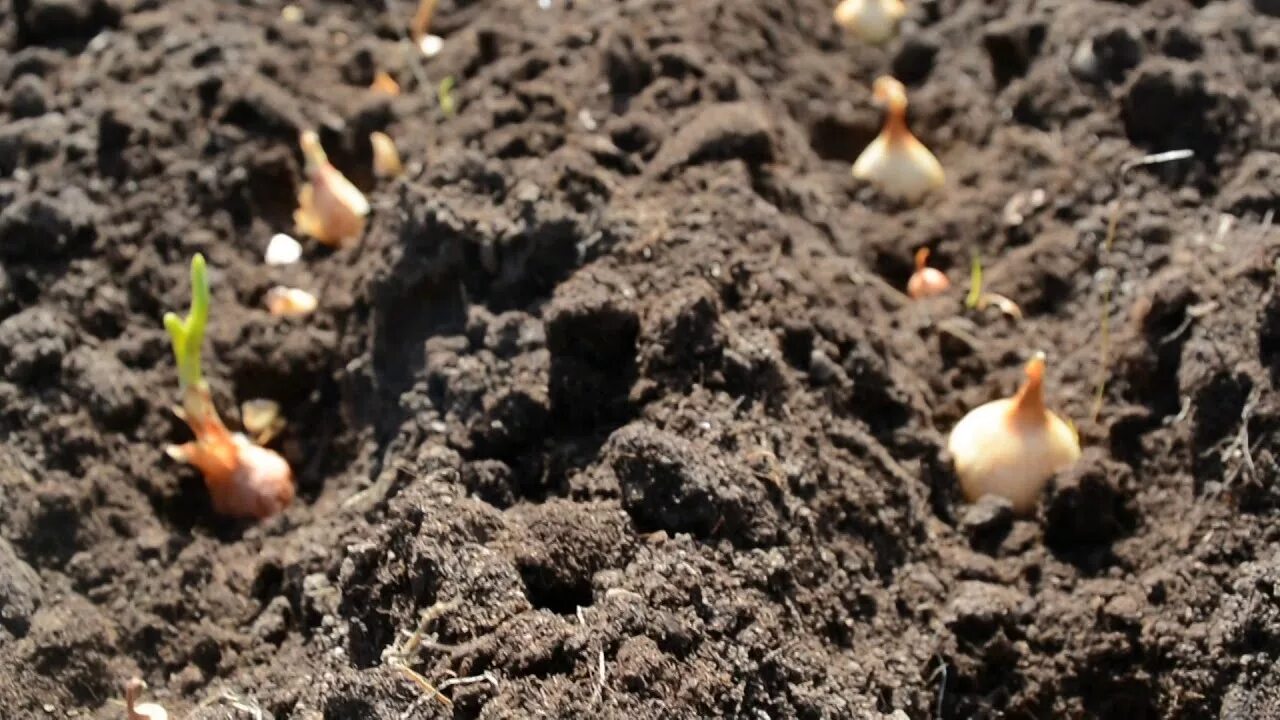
left=833, top=0, right=905, bottom=45
left=907, top=247, right=949, bottom=298
left=125, top=678, right=168, bottom=720
left=947, top=353, right=1081, bottom=514
left=294, top=130, right=369, bottom=248
left=370, top=131, right=404, bottom=179
left=852, top=76, right=945, bottom=202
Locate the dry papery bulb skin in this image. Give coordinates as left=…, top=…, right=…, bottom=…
left=833, top=0, right=906, bottom=45
left=294, top=130, right=370, bottom=248
left=371, top=71, right=401, bottom=96
left=907, top=247, right=950, bottom=298
left=852, top=76, right=945, bottom=202
left=265, top=286, right=318, bottom=317
left=947, top=353, right=1081, bottom=515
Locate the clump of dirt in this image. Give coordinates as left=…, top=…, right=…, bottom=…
left=1, top=0, right=1279, bottom=718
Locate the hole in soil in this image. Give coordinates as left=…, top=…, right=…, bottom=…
left=463, top=216, right=583, bottom=313
left=1257, top=287, right=1280, bottom=382
left=808, top=116, right=876, bottom=163
left=1079, top=675, right=1159, bottom=719
left=371, top=276, right=468, bottom=439
left=325, top=697, right=375, bottom=720
left=252, top=561, right=284, bottom=601
left=518, top=563, right=593, bottom=615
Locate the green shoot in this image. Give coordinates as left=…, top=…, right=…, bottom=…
left=965, top=253, right=983, bottom=310
left=164, top=254, right=209, bottom=392
left=438, top=75, right=457, bottom=116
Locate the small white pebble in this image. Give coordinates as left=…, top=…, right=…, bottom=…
left=42, top=705, right=54, bottom=714
left=265, top=233, right=303, bottom=265
left=281, top=4, right=303, bottom=22
left=538, top=0, right=552, bottom=9
left=577, top=108, right=598, bottom=131
left=418, top=34, right=444, bottom=57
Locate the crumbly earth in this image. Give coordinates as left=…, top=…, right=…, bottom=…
left=1, top=0, right=1278, bottom=718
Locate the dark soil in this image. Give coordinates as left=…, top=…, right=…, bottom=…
left=1, top=0, right=1279, bottom=717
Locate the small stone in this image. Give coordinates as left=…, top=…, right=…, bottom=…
left=265, top=233, right=303, bottom=265
left=418, top=34, right=444, bottom=58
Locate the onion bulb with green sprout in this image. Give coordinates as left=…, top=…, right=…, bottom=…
left=947, top=353, right=1081, bottom=514
left=853, top=76, right=944, bottom=202
left=164, top=254, right=295, bottom=519
left=294, top=130, right=369, bottom=248
left=833, top=0, right=905, bottom=45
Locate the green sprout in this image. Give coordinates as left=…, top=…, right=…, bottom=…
left=965, top=252, right=983, bottom=310
left=438, top=75, right=457, bottom=116
left=164, top=254, right=209, bottom=392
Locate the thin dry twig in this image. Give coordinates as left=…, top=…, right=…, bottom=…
left=411, top=0, right=439, bottom=41
left=397, top=599, right=462, bottom=660
left=1090, top=149, right=1194, bottom=423
left=1184, top=390, right=1261, bottom=548
left=929, top=659, right=948, bottom=720
left=384, top=599, right=462, bottom=708
left=394, top=664, right=453, bottom=706
left=437, top=672, right=500, bottom=692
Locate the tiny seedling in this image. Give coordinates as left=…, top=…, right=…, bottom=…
left=965, top=253, right=983, bottom=310
left=164, top=254, right=295, bottom=520
left=964, top=252, right=1022, bottom=319
left=438, top=75, right=457, bottom=116
left=164, top=253, right=209, bottom=396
